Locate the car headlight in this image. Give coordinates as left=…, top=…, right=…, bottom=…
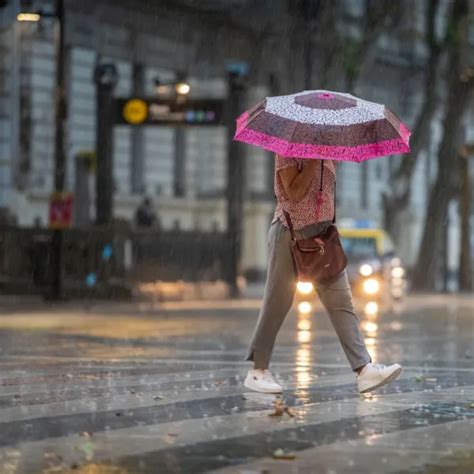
left=297, top=281, right=314, bottom=294
left=364, top=301, right=379, bottom=315
left=363, top=278, right=380, bottom=294
left=391, top=266, right=405, bottom=278
left=359, top=264, right=373, bottom=276
left=298, top=301, right=312, bottom=314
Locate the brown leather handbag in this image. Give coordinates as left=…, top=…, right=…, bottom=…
left=283, top=161, right=347, bottom=283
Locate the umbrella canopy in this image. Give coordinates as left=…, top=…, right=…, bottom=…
left=234, top=90, right=411, bottom=162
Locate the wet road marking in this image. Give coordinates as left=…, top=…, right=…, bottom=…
left=101, top=400, right=474, bottom=473
left=2, top=370, right=474, bottom=447
left=211, top=418, right=474, bottom=474
left=2, top=384, right=474, bottom=473
left=0, top=370, right=355, bottom=420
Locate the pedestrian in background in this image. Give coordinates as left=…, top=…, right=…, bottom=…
left=244, top=154, right=402, bottom=394
left=134, top=197, right=160, bottom=229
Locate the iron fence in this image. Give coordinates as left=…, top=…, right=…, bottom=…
left=0, top=226, right=229, bottom=297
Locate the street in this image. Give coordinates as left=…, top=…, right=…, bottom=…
left=0, top=294, right=473, bottom=473
left=1, top=0, right=474, bottom=472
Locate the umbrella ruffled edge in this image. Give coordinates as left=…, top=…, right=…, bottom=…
left=234, top=112, right=411, bottom=162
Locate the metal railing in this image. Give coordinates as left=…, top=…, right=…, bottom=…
left=0, top=226, right=228, bottom=296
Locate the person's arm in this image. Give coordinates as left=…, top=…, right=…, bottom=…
left=277, top=159, right=320, bottom=202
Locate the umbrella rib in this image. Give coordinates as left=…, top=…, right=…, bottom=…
left=243, top=106, right=267, bottom=128
left=285, top=118, right=303, bottom=158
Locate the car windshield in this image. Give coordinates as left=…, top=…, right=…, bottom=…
left=341, top=237, right=378, bottom=258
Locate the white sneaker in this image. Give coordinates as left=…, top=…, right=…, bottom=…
left=244, top=369, right=283, bottom=394
left=357, top=362, right=402, bottom=393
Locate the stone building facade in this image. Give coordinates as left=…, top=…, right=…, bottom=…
left=0, top=0, right=471, bottom=281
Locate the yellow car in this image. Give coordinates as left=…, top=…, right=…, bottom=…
left=295, top=226, right=407, bottom=312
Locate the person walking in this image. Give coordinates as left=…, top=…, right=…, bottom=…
left=243, top=154, right=402, bottom=394
left=134, top=197, right=160, bottom=229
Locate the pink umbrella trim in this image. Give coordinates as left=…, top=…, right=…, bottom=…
left=399, top=122, right=411, bottom=143
left=235, top=113, right=411, bottom=162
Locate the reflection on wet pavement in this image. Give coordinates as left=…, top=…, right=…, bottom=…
left=0, top=295, right=473, bottom=473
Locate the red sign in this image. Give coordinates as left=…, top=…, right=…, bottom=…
left=49, top=192, right=73, bottom=229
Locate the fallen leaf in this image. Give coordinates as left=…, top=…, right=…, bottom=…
left=269, top=399, right=295, bottom=417
left=273, top=448, right=296, bottom=460
left=269, top=399, right=285, bottom=417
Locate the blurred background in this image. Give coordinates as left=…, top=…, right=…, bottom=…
left=0, top=0, right=473, bottom=301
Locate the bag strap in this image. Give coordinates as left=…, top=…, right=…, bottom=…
left=283, top=209, right=296, bottom=241
left=333, top=179, right=336, bottom=224
left=318, top=161, right=336, bottom=224
left=319, top=159, right=324, bottom=192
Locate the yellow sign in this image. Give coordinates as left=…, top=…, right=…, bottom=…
left=122, top=99, right=148, bottom=124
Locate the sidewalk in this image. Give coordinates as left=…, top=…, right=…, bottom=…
left=1, top=288, right=473, bottom=315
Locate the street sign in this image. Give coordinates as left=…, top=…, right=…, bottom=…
left=122, top=98, right=148, bottom=124
left=115, top=97, right=224, bottom=126
left=49, top=192, right=73, bottom=229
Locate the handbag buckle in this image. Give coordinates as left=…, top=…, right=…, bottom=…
left=314, top=237, right=325, bottom=255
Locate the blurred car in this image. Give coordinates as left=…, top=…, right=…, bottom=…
left=338, top=227, right=407, bottom=305
left=294, top=223, right=407, bottom=313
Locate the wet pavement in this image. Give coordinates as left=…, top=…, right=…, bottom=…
left=0, top=294, right=473, bottom=473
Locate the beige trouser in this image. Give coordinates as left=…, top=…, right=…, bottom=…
left=245, top=220, right=372, bottom=371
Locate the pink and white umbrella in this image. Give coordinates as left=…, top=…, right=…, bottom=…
left=234, top=90, right=411, bottom=162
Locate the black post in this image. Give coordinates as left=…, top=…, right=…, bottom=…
left=48, top=0, right=66, bottom=300
left=173, top=72, right=188, bottom=197
left=225, top=70, right=246, bottom=298
left=131, top=62, right=145, bottom=194
left=174, top=128, right=186, bottom=197
left=94, top=63, right=118, bottom=226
